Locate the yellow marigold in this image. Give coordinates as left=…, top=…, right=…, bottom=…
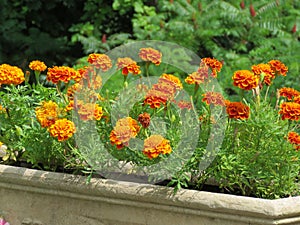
left=87, top=53, right=112, bottom=71
left=202, top=92, right=225, bottom=106
left=251, top=63, right=275, bottom=86
left=76, top=101, right=103, bottom=121
left=110, top=117, right=140, bottom=149
left=279, top=87, right=300, bottom=101
left=268, top=60, right=288, bottom=76
left=279, top=102, right=300, bottom=121
left=202, top=57, right=222, bottom=77
left=47, top=66, right=81, bottom=84
left=225, top=101, right=250, bottom=120
left=35, top=101, right=59, bottom=127
left=0, top=141, right=3, bottom=146
left=65, top=100, right=74, bottom=112
left=139, top=47, right=162, bottom=65
left=0, top=64, right=25, bottom=85
left=48, top=118, right=76, bottom=142
left=117, top=57, right=141, bottom=75
left=233, top=70, right=259, bottom=90
left=143, top=134, right=172, bottom=159
left=159, top=73, right=183, bottom=90
left=29, top=60, right=47, bottom=72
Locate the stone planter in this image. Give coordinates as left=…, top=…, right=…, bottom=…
left=0, top=164, right=299, bottom=225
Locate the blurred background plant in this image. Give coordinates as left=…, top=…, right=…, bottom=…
left=2, top=0, right=299, bottom=92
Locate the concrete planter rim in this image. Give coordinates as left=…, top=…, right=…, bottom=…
left=0, top=164, right=300, bottom=225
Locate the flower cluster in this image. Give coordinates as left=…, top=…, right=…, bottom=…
left=0, top=64, right=25, bottom=85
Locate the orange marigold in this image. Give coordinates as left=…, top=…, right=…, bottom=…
left=143, top=134, right=172, bottom=159
left=35, top=101, right=59, bottom=127
left=0, top=64, right=25, bottom=85
left=138, top=112, right=151, bottom=128
left=117, top=57, right=141, bottom=75
left=268, top=60, right=288, bottom=76
left=110, top=117, right=140, bottom=149
left=78, top=66, right=102, bottom=89
left=294, top=96, right=300, bottom=104
left=251, top=63, right=275, bottom=86
left=159, top=73, right=183, bottom=90
left=202, top=92, right=225, bottom=106
left=226, top=101, right=250, bottom=120
left=175, top=100, right=192, bottom=110
left=76, top=101, right=103, bottom=121
left=144, top=89, right=170, bottom=108
left=0, top=105, right=6, bottom=114
left=29, top=60, right=47, bottom=72
left=287, top=131, right=300, bottom=150
left=233, top=70, right=259, bottom=90
left=279, top=87, right=300, bottom=101
left=47, top=66, right=81, bottom=84
left=185, top=63, right=209, bottom=85
left=87, top=53, right=112, bottom=72
left=279, top=102, right=300, bottom=121
left=202, top=57, right=222, bottom=77
left=139, top=47, right=162, bottom=65
left=48, top=118, right=76, bottom=142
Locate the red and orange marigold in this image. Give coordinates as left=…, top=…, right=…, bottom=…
left=279, top=102, right=300, bottom=121
left=0, top=64, right=25, bottom=85
left=233, top=70, right=259, bottom=90
left=48, top=118, right=76, bottom=142
left=225, top=101, right=250, bottom=120
left=76, top=101, right=103, bottom=121
left=139, top=47, right=162, bottom=65
left=117, top=57, right=141, bottom=75
left=251, top=63, right=275, bottom=86
left=110, top=117, right=140, bottom=149
left=278, top=87, right=300, bottom=101
left=143, top=134, right=172, bottom=159
left=287, top=131, right=300, bottom=150
left=138, top=112, right=151, bottom=128
left=47, top=66, right=81, bottom=84
left=87, top=53, right=112, bottom=72
left=202, top=57, right=222, bottom=77
left=268, top=60, right=288, bottom=76
left=202, top=92, right=225, bottom=106
left=29, top=60, right=47, bottom=72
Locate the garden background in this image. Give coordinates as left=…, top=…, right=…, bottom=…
left=1, top=0, right=299, bottom=93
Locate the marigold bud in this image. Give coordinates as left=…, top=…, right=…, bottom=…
left=250, top=4, right=256, bottom=17
left=240, top=0, right=245, bottom=9
left=291, top=24, right=297, bottom=33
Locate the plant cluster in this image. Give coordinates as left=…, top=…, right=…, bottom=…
left=0, top=45, right=299, bottom=199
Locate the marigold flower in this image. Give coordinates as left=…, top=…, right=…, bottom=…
left=185, top=63, right=210, bottom=85
left=294, top=96, right=300, bottom=104
left=268, top=60, right=288, bottom=76
left=117, top=57, right=141, bottom=75
left=251, top=63, right=275, bottom=86
left=176, top=100, right=192, bottom=110
left=202, top=92, right=225, bottom=106
left=159, top=73, right=183, bottom=90
left=67, top=83, right=81, bottom=100
left=287, top=132, right=300, bottom=145
left=0, top=105, right=6, bottom=114
left=29, top=60, right=47, bottom=72
left=202, top=58, right=222, bottom=77
left=139, top=47, right=162, bottom=65
left=35, top=101, right=59, bottom=127
left=78, top=66, right=102, bottom=89
left=48, top=118, right=76, bottom=142
left=279, top=102, right=300, bottom=121
left=279, top=87, right=300, bottom=101
left=233, top=70, right=259, bottom=90
left=138, top=112, right=151, bottom=128
left=87, top=53, right=112, bottom=71
left=225, top=101, right=250, bottom=120
left=110, top=117, right=140, bottom=149
left=0, top=64, right=25, bottom=85
left=76, top=101, right=103, bottom=121
left=65, top=100, right=74, bottom=112
left=47, top=66, right=81, bottom=84
left=144, top=89, right=169, bottom=108
left=143, top=135, right=172, bottom=159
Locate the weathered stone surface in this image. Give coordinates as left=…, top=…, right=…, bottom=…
left=0, top=164, right=299, bottom=225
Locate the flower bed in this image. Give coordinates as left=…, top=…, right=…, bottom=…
left=0, top=41, right=299, bottom=203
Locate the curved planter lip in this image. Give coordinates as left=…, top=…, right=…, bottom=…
left=0, top=164, right=300, bottom=225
